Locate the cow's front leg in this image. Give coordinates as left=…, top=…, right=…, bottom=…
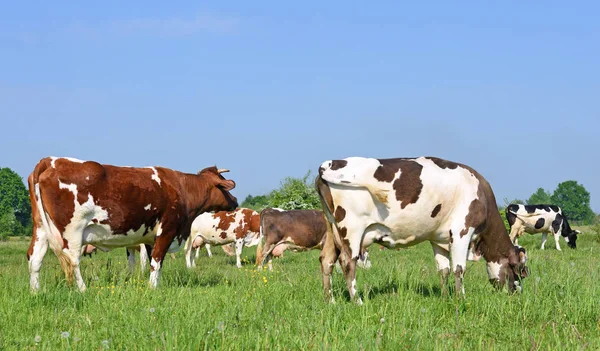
left=431, top=242, right=451, bottom=296
left=235, top=239, right=244, bottom=268
left=320, top=230, right=340, bottom=303
left=149, top=225, right=179, bottom=288
left=205, top=244, right=212, bottom=258
left=553, top=232, right=562, bottom=251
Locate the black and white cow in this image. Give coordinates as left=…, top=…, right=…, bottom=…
left=506, top=204, right=580, bottom=250
left=315, top=156, right=529, bottom=304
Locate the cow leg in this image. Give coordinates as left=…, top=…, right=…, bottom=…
left=185, top=238, right=196, bottom=268
left=320, top=230, right=340, bottom=303
left=257, top=242, right=276, bottom=271
left=235, top=239, right=244, bottom=268
left=127, top=247, right=137, bottom=273
left=431, top=242, right=451, bottom=296
left=338, top=248, right=361, bottom=304
left=28, top=228, right=49, bottom=292
left=149, top=226, right=179, bottom=288
left=450, top=228, right=472, bottom=297
left=553, top=231, right=562, bottom=251
left=205, top=244, right=212, bottom=258
left=540, top=232, right=548, bottom=250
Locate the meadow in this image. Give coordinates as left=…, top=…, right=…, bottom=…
left=1, top=230, right=599, bottom=350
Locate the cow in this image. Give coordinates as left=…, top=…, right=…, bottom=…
left=506, top=204, right=580, bottom=250
left=26, top=156, right=238, bottom=292
left=255, top=208, right=371, bottom=271
left=185, top=208, right=261, bottom=268
left=315, top=156, right=529, bottom=304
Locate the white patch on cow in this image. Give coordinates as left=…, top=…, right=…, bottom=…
left=156, top=223, right=163, bottom=237
left=144, top=204, right=151, bottom=211
left=86, top=176, right=89, bottom=181
left=146, top=167, right=161, bottom=185
left=28, top=227, right=49, bottom=291
left=51, top=156, right=85, bottom=168
left=486, top=261, right=503, bottom=281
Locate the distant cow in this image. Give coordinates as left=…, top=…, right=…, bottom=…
left=316, top=156, right=529, bottom=303
left=256, top=208, right=371, bottom=271
left=26, top=157, right=238, bottom=292
left=506, top=204, right=580, bottom=250
left=82, top=244, right=152, bottom=273
left=185, top=208, right=261, bottom=268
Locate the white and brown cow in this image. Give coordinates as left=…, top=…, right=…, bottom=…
left=185, top=208, right=261, bottom=268
left=315, top=156, right=529, bottom=304
left=256, top=208, right=371, bottom=271
left=26, top=156, right=238, bottom=292
left=506, top=204, right=580, bottom=250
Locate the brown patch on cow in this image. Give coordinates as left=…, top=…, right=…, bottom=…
left=392, top=161, right=423, bottom=209
left=234, top=208, right=260, bottom=239
left=334, top=206, right=346, bottom=222
left=215, top=211, right=237, bottom=232
left=220, top=231, right=228, bottom=239
left=431, top=204, right=442, bottom=218
left=428, top=157, right=459, bottom=170
left=373, top=161, right=402, bottom=183
left=315, top=176, right=334, bottom=215
left=62, top=238, right=69, bottom=249
left=330, top=160, right=347, bottom=171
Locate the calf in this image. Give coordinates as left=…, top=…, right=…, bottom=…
left=506, top=204, right=579, bottom=250
left=316, top=156, right=529, bottom=303
left=185, top=208, right=261, bottom=268
left=256, top=208, right=371, bottom=271
left=26, top=157, right=237, bottom=291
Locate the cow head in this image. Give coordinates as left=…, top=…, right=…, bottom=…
left=507, top=245, right=529, bottom=293
left=198, top=166, right=238, bottom=212
left=566, top=229, right=580, bottom=249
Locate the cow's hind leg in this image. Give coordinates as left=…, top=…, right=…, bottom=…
left=320, top=230, right=340, bottom=303
left=540, top=232, right=548, bottom=250
left=28, top=228, right=49, bottom=292
left=553, top=231, right=562, bottom=251
left=431, top=242, right=451, bottom=296
left=450, top=228, right=472, bottom=297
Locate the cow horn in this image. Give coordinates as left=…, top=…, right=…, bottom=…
left=217, top=168, right=230, bottom=174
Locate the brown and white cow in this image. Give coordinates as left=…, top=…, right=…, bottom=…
left=506, top=204, right=580, bottom=250
left=315, top=156, right=529, bottom=304
left=256, top=208, right=371, bottom=271
left=26, top=156, right=238, bottom=292
left=185, top=208, right=261, bottom=268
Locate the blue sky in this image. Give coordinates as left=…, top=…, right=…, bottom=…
left=1, top=1, right=599, bottom=211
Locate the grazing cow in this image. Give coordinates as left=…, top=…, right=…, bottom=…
left=26, top=156, right=238, bottom=292
left=256, top=208, right=371, bottom=271
left=506, top=204, right=580, bottom=250
left=316, top=156, right=529, bottom=304
left=185, top=208, right=261, bottom=268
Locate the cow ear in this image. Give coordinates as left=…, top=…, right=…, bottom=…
left=218, top=179, right=235, bottom=191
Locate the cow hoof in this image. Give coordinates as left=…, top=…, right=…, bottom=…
left=355, top=297, right=364, bottom=306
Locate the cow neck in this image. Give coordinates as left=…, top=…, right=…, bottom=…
left=179, top=172, right=212, bottom=215
left=478, top=207, right=517, bottom=263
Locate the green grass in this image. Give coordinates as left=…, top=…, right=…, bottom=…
left=1, top=231, right=599, bottom=350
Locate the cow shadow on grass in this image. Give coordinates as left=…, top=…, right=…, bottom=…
left=356, top=281, right=445, bottom=301
left=164, top=270, right=224, bottom=288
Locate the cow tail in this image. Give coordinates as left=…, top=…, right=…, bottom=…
left=33, top=165, right=75, bottom=285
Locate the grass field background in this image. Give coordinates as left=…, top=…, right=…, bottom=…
left=1, top=229, right=599, bottom=350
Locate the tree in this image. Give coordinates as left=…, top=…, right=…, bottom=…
left=240, top=194, right=271, bottom=211
left=527, top=188, right=552, bottom=205
left=0, top=167, right=31, bottom=235
left=267, top=171, right=321, bottom=210
left=0, top=211, right=24, bottom=239
left=550, top=180, right=595, bottom=224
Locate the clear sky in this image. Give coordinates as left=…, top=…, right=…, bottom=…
left=1, top=1, right=599, bottom=211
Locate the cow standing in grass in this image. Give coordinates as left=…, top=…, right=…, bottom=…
left=506, top=204, right=579, bottom=250
left=185, top=208, right=261, bottom=268
left=26, top=157, right=238, bottom=292
left=315, top=156, right=529, bottom=304
left=256, top=208, right=371, bottom=271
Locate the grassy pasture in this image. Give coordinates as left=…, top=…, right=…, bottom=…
left=1, top=231, right=599, bottom=350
